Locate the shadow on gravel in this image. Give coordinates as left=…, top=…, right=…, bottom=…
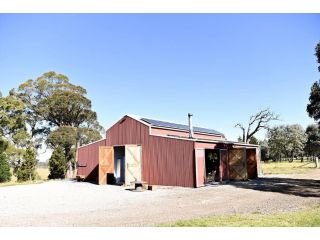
left=229, top=177, right=320, bottom=198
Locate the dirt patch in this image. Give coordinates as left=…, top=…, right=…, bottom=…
left=0, top=170, right=319, bottom=227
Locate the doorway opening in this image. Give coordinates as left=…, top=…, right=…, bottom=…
left=114, top=146, right=125, bottom=185
left=205, top=149, right=220, bottom=183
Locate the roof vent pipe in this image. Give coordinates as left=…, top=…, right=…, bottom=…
left=188, top=113, right=194, bottom=139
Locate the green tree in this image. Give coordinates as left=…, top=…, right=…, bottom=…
left=0, top=94, right=27, bottom=142
left=0, top=93, right=31, bottom=174
left=267, top=124, right=307, bottom=162
left=286, top=124, right=307, bottom=160
left=47, top=127, right=77, bottom=159
left=48, top=146, right=67, bottom=179
left=259, top=139, right=270, bottom=161
left=12, top=71, right=103, bottom=171
left=12, top=71, right=103, bottom=140
left=249, top=136, right=259, bottom=145
left=268, top=125, right=287, bottom=161
left=316, top=42, right=320, bottom=72
left=304, top=124, right=320, bottom=160
left=16, top=147, right=37, bottom=182
left=0, top=139, right=11, bottom=183
left=307, top=42, right=320, bottom=123
left=0, top=152, right=11, bottom=183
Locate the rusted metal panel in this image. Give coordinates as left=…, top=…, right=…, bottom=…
left=77, top=139, right=106, bottom=181
left=228, top=148, right=247, bottom=180
left=246, top=148, right=257, bottom=179
left=195, top=149, right=205, bottom=187
left=220, top=149, right=229, bottom=181
left=125, top=145, right=142, bottom=186
left=98, top=146, right=114, bottom=185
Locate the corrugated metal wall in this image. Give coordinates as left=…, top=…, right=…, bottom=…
left=77, top=139, right=106, bottom=181
left=77, top=116, right=260, bottom=187
left=105, top=116, right=195, bottom=187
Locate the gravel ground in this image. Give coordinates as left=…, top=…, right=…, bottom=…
left=0, top=170, right=319, bottom=227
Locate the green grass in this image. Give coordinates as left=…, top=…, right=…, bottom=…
left=0, top=180, right=46, bottom=187
left=161, top=204, right=320, bottom=227
left=261, top=160, right=316, bottom=174
left=0, top=167, right=49, bottom=187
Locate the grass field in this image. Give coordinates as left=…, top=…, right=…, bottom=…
left=261, top=160, right=317, bottom=174
left=0, top=167, right=49, bottom=187
left=162, top=204, right=320, bottom=227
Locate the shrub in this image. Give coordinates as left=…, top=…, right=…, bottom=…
left=49, top=146, right=67, bottom=179
left=16, top=147, right=37, bottom=182
left=0, top=152, right=11, bottom=183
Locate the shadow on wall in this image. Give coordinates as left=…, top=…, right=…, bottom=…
left=229, top=177, right=320, bottom=198
left=84, top=165, right=99, bottom=184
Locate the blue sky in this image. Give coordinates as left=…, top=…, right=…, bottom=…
left=0, top=14, right=319, bottom=143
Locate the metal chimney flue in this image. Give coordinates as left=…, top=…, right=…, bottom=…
left=188, top=113, right=194, bottom=139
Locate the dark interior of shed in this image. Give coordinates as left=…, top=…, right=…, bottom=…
left=205, top=149, right=220, bottom=183
left=113, top=146, right=125, bottom=185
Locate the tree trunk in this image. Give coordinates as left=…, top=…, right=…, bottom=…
left=74, top=140, right=80, bottom=178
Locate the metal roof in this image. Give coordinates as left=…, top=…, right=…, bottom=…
left=140, top=117, right=224, bottom=136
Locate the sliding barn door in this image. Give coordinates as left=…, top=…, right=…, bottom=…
left=125, top=145, right=142, bottom=186
left=99, top=146, right=114, bottom=185
left=228, top=148, right=247, bottom=180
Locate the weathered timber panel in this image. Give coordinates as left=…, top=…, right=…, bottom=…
left=228, top=148, right=247, bottom=180
left=98, top=146, right=114, bottom=185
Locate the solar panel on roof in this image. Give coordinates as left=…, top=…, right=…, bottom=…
left=141, top=118, right=224, bottom=136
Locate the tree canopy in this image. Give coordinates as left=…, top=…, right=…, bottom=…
left=11, top=71, right=104, bottom=171
left=267, top=124, right=307, bottom=161
left=307, top=42, right=320, bottom=124
left=0, top=71, right=104, bottom=182
left=304, top=124, right=320, bottom=158
left=12, top=71, right=103, bottom=140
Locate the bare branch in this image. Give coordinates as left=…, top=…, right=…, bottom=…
left=235, top=123, right=246, bottom=142
left=235, top=108, right=280, bottom=143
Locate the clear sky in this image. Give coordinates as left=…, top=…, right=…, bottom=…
left=0, top=14, right=319, bottom=146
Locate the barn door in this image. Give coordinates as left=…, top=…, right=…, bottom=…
left=99, top=146, right=114, bottom=185
left=228, top=148, right=247, bottom=180
left=195, top=149, right=205, bottom=187
left=219, top=149, right=229, bottom=181
left=125, top=145, right=142, bottom=186
left=246, top=148, right=257, bottom=179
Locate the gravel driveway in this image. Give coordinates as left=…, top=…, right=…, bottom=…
left=1, top=170, right=319, bottom=226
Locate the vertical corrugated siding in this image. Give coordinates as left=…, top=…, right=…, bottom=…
left=77, top=139, right=106, bottom=181
left=77, top=116, right=260, bottom=187
left=105, top=116, right=195, bottom=187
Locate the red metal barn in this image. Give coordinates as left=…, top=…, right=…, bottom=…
left=77, top=115, right=261, bottom=188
